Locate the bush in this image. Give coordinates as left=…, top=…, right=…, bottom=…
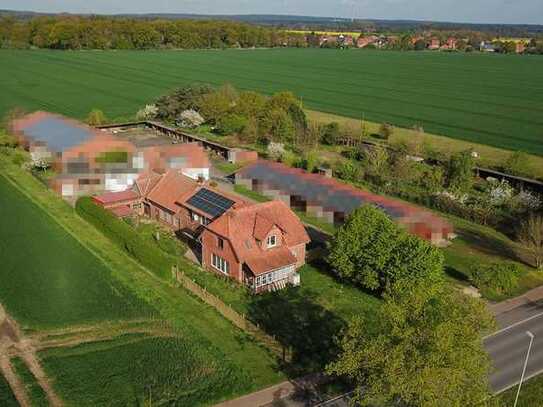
left=469, top=262, right=522, bottom=298
left=86, top=109, right=107, bottom=126
left=267, top=142, right=285, bottom=161
left=217, top=114, right=247, bottom=135
left=178, top=109, right=205, bottom=128
left=321, top=122, right=340, bottom=145
left=378, top=123, right=394, bottom=140
left=136, top=104, right=158, bottom=121
left=75, top=197, right=174, bottom=279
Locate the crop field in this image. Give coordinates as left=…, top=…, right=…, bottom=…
left=1, top=49, right=542, bottom=154
left=0, top=155, right=283, bottom=405
left=0, top=373, right=19, bottom=407
left=0, top=174, right=153, bottom=329
left=41, top=335, right=250, bottom=406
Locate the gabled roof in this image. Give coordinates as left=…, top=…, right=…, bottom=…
left=146, top=170, right=198, bottom=213
left=134, top=172, right=162, bottom=198
left=206, top=200, right=310, bottom=275
left=92, top=190, right=140, bottom=205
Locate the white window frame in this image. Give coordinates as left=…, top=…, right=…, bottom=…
left=211, top=253, right=229, bottom=275
left=267, top=235, right=277, bottom=248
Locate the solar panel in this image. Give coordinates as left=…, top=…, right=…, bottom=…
left=186, top=188, right=235, bottom=218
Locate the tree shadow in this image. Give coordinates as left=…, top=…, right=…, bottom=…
left=455, top=226, right=527, bottom=266
left=247, top=286, right=346, bottom=376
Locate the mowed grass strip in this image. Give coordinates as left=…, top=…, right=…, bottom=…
left=0, top=49, right=542, bottom=153
left=0, top=175, right=154, bottom=329
left=40, top=335, right=249, bottom=407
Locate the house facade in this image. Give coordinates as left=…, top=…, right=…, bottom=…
left=93, top=170, right=310, bottom=293
left=201, top=201, right=310, bottom=293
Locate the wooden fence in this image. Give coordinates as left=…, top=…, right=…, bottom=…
left=171, top=266, right=291, bottom=362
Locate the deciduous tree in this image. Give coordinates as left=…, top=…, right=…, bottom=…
left=328, top=205, right=444, bottom=298
left=328, top=289, right=496, bottom=407
left=519, top=214, right=543, bottom=269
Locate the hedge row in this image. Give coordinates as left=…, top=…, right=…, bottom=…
left=75, top=197, right=174, bottom=279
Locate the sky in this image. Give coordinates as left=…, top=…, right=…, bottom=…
left=2, top=0, right=542, bottom=25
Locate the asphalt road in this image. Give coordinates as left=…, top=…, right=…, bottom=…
left=485, top=305, right=543, bottom=393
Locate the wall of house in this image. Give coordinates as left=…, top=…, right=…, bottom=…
left=289, top=243, right=307, bottom=269
left=201, top=230, right=243, bottom=283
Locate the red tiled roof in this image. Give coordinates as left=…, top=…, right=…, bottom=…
left=146, top=170, right=198, bottom=213
left=207, top=200, right=310, bottom=274
left=134, top=172, right=162, bottom=198
left=142, top=143, right=210, bottom=173
left=245, top=246, right=297, bottom=276
left=93, top=190, right=140, bottom=205
left=110, top=205, right=133, bottom=218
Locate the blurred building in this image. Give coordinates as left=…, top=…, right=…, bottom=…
left=10, top=111, right=210, bottom=201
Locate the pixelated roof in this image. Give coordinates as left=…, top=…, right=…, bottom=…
left=237, top=160, right=451, bottom=233
left=13, top=112, right=98, bottom=152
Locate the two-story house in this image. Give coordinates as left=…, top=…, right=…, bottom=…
left=201, top=201, right=310, bottom=293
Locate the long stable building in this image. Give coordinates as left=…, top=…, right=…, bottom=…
left=236, top=160, right=453, bottom=245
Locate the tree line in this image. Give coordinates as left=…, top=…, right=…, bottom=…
left=0, top=16, right=306, bottom=50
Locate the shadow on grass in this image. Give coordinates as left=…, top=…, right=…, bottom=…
left=247, top=287, right=345, bottom=377
left=444, top=265, right=471, bottom=283
left=455, top=226, right=528, bottom=266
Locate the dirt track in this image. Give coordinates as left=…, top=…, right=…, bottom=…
left=1, top=304, right=178, bottom=407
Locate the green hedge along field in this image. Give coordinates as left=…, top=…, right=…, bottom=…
left=1, top=49, right=542, bottom=154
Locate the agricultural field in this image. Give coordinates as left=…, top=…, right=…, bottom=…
left=0, top=174, right=153, bottom=329
left=1, top=49, right=542, bottom=154
left=0, top=155, right=284, bottom=405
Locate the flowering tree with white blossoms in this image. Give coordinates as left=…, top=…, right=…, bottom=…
left=136, top=104, right=159, bottom=120
left=178, top=110, right=205, bottom=128
left=267, top=142, right=285, bottom=161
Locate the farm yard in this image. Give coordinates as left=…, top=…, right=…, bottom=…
left=0, top=159, right=284, bottom=405
left=1, top=48, right=543, bottom=154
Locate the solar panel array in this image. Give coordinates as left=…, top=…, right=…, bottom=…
left=186, top=188, right=235, bottom=218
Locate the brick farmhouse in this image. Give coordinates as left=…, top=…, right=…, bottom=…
left=93, top=170, right=310, bottom=293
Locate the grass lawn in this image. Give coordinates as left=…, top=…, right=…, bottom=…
left=41, top=335, right=250, bottom=407
left=1, top=49, right=542, bottom=155
left=0, top=150, right=285, bottom=403
left=11, top=357, right=49, bottom=407
left=496, top=374, right=543, bottom=407
left=0, top=373, right=19, bottom=407
left=0, top=174, right=154, bottom=329
left=443, top=215, right=543, bottom=301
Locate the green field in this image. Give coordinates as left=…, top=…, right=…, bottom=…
left=0, top=151, right=284, bottom=405
left=0, top=373, right=19, bottom=407
left=0, top=174, right=153, bottom=329
left=1, top=49, right=542, bottom=154
left=41, top=335, right=249, bottom=406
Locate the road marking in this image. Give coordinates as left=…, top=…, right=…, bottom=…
left=494, top=365, right=543, bottom=395
left=484, top=311, right=543, bottom=340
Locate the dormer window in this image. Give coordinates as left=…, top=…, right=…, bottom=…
left=267, top=235, right=276, bottom=248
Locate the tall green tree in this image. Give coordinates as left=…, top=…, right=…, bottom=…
left=446, top=150, right=474, bottom=193
left=328, top=205, right=444, bottom=298
left=328, top=289, right=496, bottom=407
